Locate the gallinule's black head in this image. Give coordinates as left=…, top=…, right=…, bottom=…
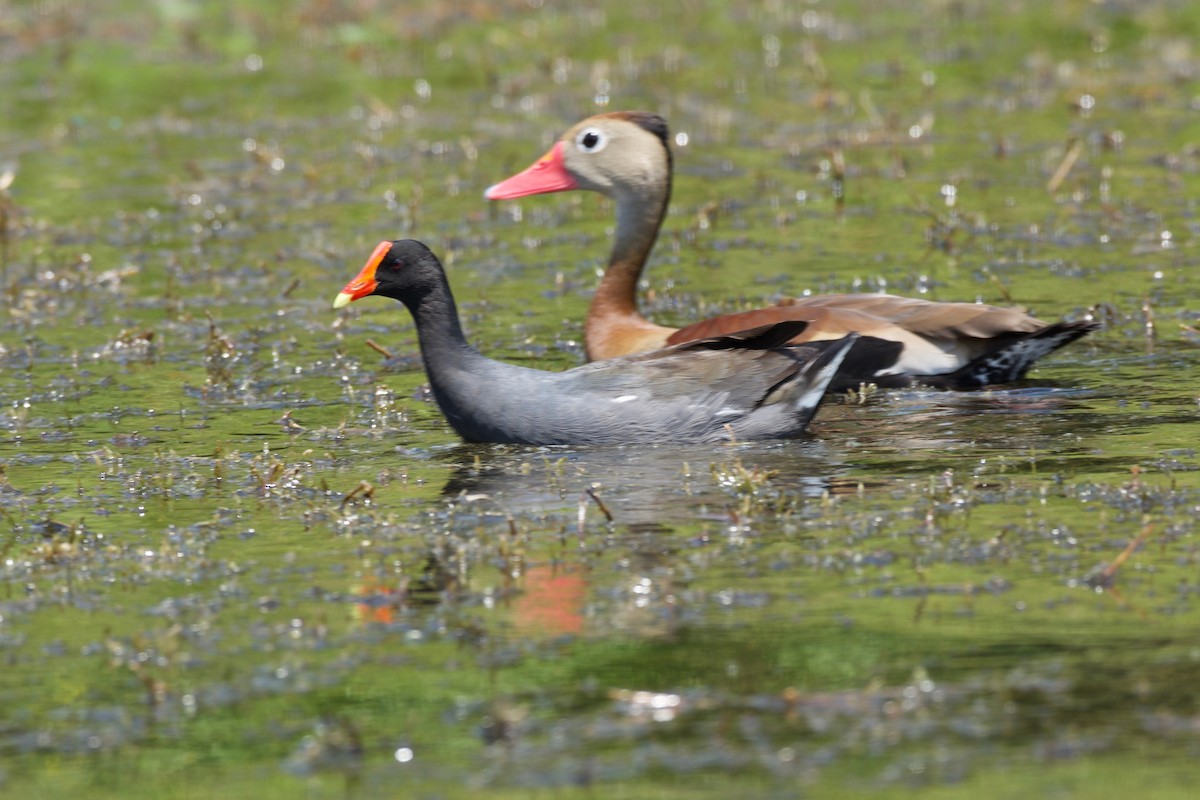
left=335, top=239, right=446, bottom=310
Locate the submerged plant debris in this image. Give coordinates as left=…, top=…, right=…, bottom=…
left=1, top=1, right=1199, bottom=798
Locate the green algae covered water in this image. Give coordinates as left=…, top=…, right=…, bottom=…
left=2, top=1, right=1199, bottom=797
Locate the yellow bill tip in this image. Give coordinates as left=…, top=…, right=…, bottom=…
left=332, top=292, right=353, bottom=309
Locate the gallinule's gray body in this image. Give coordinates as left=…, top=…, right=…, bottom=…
left=485, top=111, right=1098, bottom=387
left=334, top=240, right=858, bottom=445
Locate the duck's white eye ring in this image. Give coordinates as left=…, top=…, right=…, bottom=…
left=574, top=127, right=608, bottom=153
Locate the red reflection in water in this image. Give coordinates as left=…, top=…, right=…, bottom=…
left=513, top=564, right=585, bottom=636
left=353, top=583, right=400, bottom=624
left=350, top=564, right=584, bottom=634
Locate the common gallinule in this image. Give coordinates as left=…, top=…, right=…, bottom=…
left=334, top=239, right=859, bottom=445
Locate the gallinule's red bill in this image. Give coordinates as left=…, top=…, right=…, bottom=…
left=486, top=111, right=1098, bottom=387
left=334, top=239, right=859, bottom=445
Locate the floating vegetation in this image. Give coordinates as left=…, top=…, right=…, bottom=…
left=1, top=0, right=1199, bottom=798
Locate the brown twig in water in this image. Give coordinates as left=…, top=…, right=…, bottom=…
left=912, top=561, right=929, bottom=624
left=366, top=339, right=394, bottom=359
left=985, top=271, right=1014, bottom=304
left=277, top=410, right=305, bottom=433
left=829, top=147, right=845, bottom=218
left=0, top=163, right=15, bottom=271
left=1097, top=521, right=1154, bottom=586
left=585, top=486, right=614, bottom=523
left=340, top=480, right=375, bottom=509
left=1046, top=138, right=1083, bottom=193
left=461, top=491, right=521, bottom=539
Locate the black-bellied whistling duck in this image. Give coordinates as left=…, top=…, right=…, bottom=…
left=485, top=112, right=1098, bottom=388
left=334, top=239, right=859, bottom=445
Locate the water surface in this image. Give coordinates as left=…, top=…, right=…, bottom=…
left=2, top=1, right=1199, bottom=797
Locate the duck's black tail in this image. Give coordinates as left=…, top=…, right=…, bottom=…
left=927, top=320, right=1100, bottom=389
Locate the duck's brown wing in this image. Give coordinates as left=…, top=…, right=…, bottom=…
left=664, top=294, right=1069, bottom=377
left=777, top=294, right=1045, bottom=338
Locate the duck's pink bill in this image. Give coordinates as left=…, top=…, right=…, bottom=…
left=484, top=141, right=578, bottom=200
